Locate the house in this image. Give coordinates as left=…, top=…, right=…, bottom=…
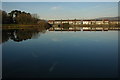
left=103, top=19, right=109, bottom=24
left=96, top=20, right=104, bottom=25
left=48, top=19, right=111, bottom=25
left=82, top=20, right=92, bottom=24
left=109, top=20, right=118, bottom=24
left=48, top=20, right=55, bottom=24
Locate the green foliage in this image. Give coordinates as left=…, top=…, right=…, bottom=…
left=1, top=10, right=13, bottom=24
left=38, top=20, right=52, bottom=29
left=1, top=10, right=39, bottom=24
left=16, top=12, right=37, bottom=24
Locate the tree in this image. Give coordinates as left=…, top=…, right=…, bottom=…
left=2, top=10, right=43, bottom=25
left=2, top=10, right=12, bottom=24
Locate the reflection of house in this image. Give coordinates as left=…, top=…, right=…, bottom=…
left=48, top=19, right=115, bottom=25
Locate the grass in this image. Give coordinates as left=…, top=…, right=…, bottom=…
left=2, top=24, right=41, bottom=29
left=2, top=24, right=39, bottom=27
left=1, top=24, right=119, bottom=30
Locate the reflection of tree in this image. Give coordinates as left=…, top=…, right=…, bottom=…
left=2, top=28, right=46, bottom=43
left=11, top=30, right=33, bottom=42
left=2, top=30, right=10, bottom=43
left=2, top=29, right=15, bottom=43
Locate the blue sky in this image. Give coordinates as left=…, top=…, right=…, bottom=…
left=2, top=0, right=120, bottom=2
left=2, top=2, right=118, bottom=20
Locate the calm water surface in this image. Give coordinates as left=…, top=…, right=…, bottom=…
left=2, top=29, right=118, bottom=78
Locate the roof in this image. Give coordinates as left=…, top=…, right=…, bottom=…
left=48, top=20, right=108, bottom=22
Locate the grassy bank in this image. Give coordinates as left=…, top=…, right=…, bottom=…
left=1, top=23, right=119, bottom=30
left=2, top=24, right=39, bottom=28
left=2, top=23, right=51, bottom=29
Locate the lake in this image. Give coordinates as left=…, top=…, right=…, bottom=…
left=2, top=29, right=118, bottom=79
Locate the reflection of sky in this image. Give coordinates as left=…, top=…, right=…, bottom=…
left=0, top=45, right=2, bottom=80
left=2, top=2, right=118, bottom=19
left=2, top=0, right=120, bottom=2
left=3, top=31, right=118, bottom=78
left=37, top=31, right=118, bottom=43
left=0, top=29, right=2, bottom=79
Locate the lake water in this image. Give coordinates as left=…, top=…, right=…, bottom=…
left=2, top=29, right=118, bottom=79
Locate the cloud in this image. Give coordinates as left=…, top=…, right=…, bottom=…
left=51, top=6, right=60, bottom=10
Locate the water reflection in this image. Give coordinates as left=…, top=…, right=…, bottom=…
left=2, top=28, right=46, bottom=43
left=2, top=28, right=118, bottom=78
left=2, top=26, right=119, bottom=43
left=49, top=26, right=120, bottom=31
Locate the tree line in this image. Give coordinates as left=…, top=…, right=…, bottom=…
left=1, top=10, right=39, bottom=24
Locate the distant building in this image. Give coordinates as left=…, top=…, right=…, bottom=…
left=109, top=20, right=118, bottom=24
left=96, top=20, right=104, bottom=25
left=48, top=19, right=118, bottom=25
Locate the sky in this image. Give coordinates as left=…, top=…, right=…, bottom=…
left=2, top=2, right=118, bottom=20
left=2, top=0, right=120, bottom=2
